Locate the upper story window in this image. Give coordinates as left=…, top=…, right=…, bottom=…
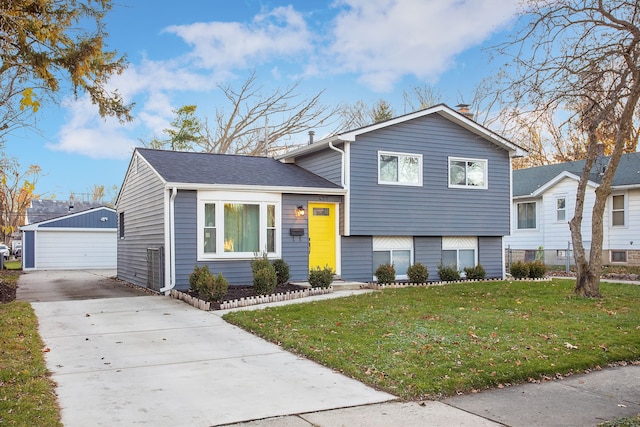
left=612, top=194, right=625, bottom=226
left=556, top=197, right=566, bottom=221
left=448, top=157, right=488, bottom=189
left=517, top=202, right=536, bottom=229
left=198, top=192, right=280, bottom=259
left=378, top=151, right=422, bottom=186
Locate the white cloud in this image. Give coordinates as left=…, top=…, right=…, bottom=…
left=327, top=0, right=519, bottom=91
left=48, top=96, right=138, bottom=160
left=164, top=6, right=312, bottom=72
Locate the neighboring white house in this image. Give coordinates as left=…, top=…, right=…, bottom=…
left=505, top=152, right=640, bottom=266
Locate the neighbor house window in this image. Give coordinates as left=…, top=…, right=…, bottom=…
left=448, top=157, right=487, bottom=188
left=378, top=151, right=422, bottom=186
left=198, top=192, right=280, bottom=259
left=442, top=236, right=477, bottom=275
left=119, top=212, right=125, bottom=239
left=611, top=251, right=627, bottom=263
left=517, top=202, right=537, bottom=229
left=612, top=194, right=625, bottom=226
left=556, top=197, right=566, bottom=221
left=372, top=236, right=412, bottom=280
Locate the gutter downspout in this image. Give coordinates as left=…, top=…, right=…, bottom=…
left=160, top=187, right=177, bottom=293
left=328, top=141, right=350, bottom=235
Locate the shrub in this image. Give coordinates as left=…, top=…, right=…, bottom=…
left=375, top=263, right=396, bottom=284
left=407, top=262, right=429, bottom=283
left=528, top=260, right=547, bottom=279
left=189, top=265, right=209, bottom=293
left=253, top=267, right=277, bottom=295
left=437, top=264, right=460, bottom=281
left=464, top=264, right=486, bottom=280
left=272, top=259, right=290, bottom=285
left=189, top=266, right=229, bottom=302
left=510, top=261, right=530, bottom=279
left=251, top=253, right=271, bottom=275
left=308, top=265, right=334, bottom=288
left=202, top=273, right=229, bottom=302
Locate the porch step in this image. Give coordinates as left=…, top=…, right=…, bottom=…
left=291, top=280, right=370, bottom=291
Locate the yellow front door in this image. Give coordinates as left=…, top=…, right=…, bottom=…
left=308, top=202, right=336, bottom=272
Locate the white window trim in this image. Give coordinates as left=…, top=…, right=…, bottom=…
left=448, top=157, right=488, bottom=189
left=442, top=237, right=478, bottom=277
left=516, top=201, right=537, bottom=230
left=611, top=193, right=627, bottom=228
left=377, top=151, right=423, bottom=186
left=556, top=196, right=566, bottom=222
left=197, top=191, right=281, bottom=260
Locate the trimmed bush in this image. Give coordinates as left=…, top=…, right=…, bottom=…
left=464, top=264, right=486, bottom=280
left=308, top=265, right=334, bottom=288
left=510, top=261, right=530, bottom=279
left=189, top=265, right=229, bottom=302
left=253, top=267, right=277, bottom=295
left=407, top=262, right=429, bottom=283
left=528, top=260, right=547, bottom=279
left=272, top=259, right=290, bottom=285
left=251, top=253, right=271, bottom=275
left=375, top=263, right=396, bottom=284
left=189, top=265, right=209, bottom=293
left=438, top=264, right=460, bottom=281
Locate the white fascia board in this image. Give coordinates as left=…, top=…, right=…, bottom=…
left=19, top=227, right=116, bottom=232
left=529, top=171, right=596, bottom=197
left=164, top=182, right=346, bottom=195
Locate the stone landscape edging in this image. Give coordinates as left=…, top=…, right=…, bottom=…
left=170, top=286, right=334, bottom=311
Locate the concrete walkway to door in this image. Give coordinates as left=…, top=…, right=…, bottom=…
left=17, top=270, right=395, bottom=426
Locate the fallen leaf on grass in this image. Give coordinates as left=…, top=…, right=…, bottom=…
left=564, top=342, right=578, bottom=349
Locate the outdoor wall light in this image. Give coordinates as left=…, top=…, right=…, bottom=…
left=296, top=205, right=306, bottom=217
left=100, top=217, right=109, bottom=222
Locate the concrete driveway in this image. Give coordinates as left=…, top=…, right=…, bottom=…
left=17, top=269, right=149, bottom=302
left=18, top=270, right=395, bottom=426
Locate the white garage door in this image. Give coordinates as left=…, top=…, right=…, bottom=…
left=35, top=230, right=117, bottom=269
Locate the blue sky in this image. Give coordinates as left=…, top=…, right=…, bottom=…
left=4, top=0, right=520, bottom=201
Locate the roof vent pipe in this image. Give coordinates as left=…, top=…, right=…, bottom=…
left=308, top=130, right=315, bottom=145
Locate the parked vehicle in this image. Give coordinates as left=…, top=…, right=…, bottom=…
left=0, top=244, right=9, bottom=260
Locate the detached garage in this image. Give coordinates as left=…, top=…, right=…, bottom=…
left=21, top=207, right=117, bottom=271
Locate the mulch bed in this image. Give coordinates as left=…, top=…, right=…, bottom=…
left=189, top=283, right=307, bottom=310
left=0, top=271, right=18, bottom=303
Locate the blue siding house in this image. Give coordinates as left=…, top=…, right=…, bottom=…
left=116, top=104, right=524, bottom=291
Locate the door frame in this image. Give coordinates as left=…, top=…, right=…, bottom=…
left=307, top=201, right=341, bottom=276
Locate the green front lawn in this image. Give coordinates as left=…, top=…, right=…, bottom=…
left=224, top=279, right=640, bottom=400
left=0, top=301, right=61, bottom=426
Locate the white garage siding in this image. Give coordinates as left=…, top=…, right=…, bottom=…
left=34, top=229, right=117, bottom=269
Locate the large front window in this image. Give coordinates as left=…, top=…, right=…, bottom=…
left=378, top=151, right=422, bottom=186
left=449, top=157, right=487, bottom=188
left=199, top=192, right=280, bottom=259
left=517, top=202, right=537, bottom=229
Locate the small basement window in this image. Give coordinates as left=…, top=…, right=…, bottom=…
left=611, top=251, right=627, bottom=263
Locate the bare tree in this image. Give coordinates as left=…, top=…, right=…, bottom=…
left=497, top=0, right=640, bottom=297
left=197, top=71, right=337, bottom=156
left=402, top=84, right=442, bottom=113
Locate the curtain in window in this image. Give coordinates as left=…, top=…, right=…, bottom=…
left=224, top=203, right=259, bottom=252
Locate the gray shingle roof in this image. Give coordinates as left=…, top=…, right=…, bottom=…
left=27, top=200, right=105, bottom=224
left=137, top=148, right=342, bottom=189
left=514, top=152, right=640, bottom=197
